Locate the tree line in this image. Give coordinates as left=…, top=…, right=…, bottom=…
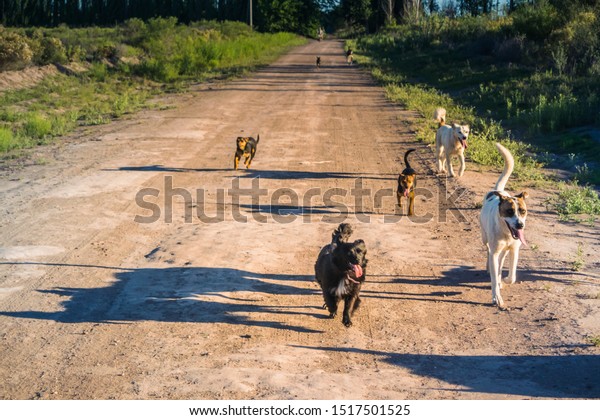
left=0, top=1, right=323, bottom=35
left=1, top=0, right=598, bottom=35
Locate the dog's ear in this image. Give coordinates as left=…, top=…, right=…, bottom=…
left=515, top=191, right=529, bottom=200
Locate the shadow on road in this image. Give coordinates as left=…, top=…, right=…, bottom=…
left=0, top=263, right=324, bottom=333
left=291, top=345, right=600, bottom=398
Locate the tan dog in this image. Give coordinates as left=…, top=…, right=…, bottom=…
left=434, top=107, right=469, bottom=177
left=396, top=149, right=417, bottom=216
left=480, top=143, right=529, bottom=309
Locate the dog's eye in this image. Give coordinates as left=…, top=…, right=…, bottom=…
left=506, top=208, right=515, bottom=217
left=519, top=208, right=526, bottom=215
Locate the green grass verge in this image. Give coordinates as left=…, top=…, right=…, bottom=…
left=0, top=20, right=306, bottom=156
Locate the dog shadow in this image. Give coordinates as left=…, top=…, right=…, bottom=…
left=290, top=345, right=600, bottom=398
left=387, top=265, right=489, bottom=290
left=0, top=263, right=325, bottom=333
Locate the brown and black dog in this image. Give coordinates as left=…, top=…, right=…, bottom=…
left=316, top=56, right=321, bottom=68
left=396, top=149, right=417, bottom=216
left=234, top=134, right=260, bottom=170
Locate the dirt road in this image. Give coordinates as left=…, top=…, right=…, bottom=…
left=0, top=39, right=599, bottom=400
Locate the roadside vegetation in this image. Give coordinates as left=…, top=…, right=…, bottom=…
left=0, top=19, right=305, bottom=156
left=347, top=0, right=600, bottom=223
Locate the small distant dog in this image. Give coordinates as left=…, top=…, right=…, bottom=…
left=480, top=143, right=529, bottom=309
left=396, top=149, right=417, bottom=216
left=346, top=48, right=353, bottom=65
left=234, top=134, right=259, bottom=170
left=316, top=56, right=321, bottom=68
left=315, top=223, right=368, bottom=327
left=434, top=107, right=470, bottom=177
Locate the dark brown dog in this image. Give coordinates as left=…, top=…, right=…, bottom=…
left=234, top=134, right=259, bottom=170
left=316, top=56, right=321, bottom=68
left=315, top=223, right=367, bottom=327
left=396, top=149, right=417, bottom=216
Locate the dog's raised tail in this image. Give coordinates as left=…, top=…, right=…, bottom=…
left=433, top=108, right=446, bottom=127
left=403, top=149, right=416, bottom=169
left=494, top=143, right=514, bottom=191
left=256, top=134, right=260, bottom=143
left=332, top=223, right=353, bottom=244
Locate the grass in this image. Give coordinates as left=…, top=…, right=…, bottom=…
left=546, top=182, right=600, bottom=221
left=0, top=20, right=306, bottom=156
left=589, top=336, right=600, bottom=347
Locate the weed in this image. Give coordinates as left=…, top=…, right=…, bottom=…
left=548, top=182, right=600, bottom=217
left=571, top=243, right=585, bottom=271
left=0, top=127, right=15, bottom=153
left=23, top=113, right=52, bottom=139
left=589, top=336, right=600, bottom=347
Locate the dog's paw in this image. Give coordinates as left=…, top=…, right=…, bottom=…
left=493, top=297, right=507, bottom=310
left=502, top=276, right=516, bottom=285
left=343, top=318, right=352, bottom=327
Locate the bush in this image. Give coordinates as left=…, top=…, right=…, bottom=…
left=38, top=37, right=68, bottom=64
left=0, top=31, right=33, bottom=70
left=512, top=1, right=561, bottom=43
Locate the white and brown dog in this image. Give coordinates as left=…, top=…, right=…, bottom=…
left=434, top=108, right=469, bottom=177
left=480, top=143, right=528, bottom=309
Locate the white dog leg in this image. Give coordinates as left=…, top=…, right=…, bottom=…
left=498, top=249, right=509, bottom=288
left=458, top=151, right=466, bottom=177
left=446, top=151, right=455, bottom=177
left=436, top=143, right=445, bottom=173
left=489, top=249, right=505, bottom=308
left=505, top=245, right=520, bottom=284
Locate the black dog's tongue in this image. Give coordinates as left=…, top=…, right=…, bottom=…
left=353, top=264, right=363, bottom=278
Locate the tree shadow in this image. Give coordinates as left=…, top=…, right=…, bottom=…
left=291, top=346, right=600, bottom=398
left=0, top=263, right=324, bottom=333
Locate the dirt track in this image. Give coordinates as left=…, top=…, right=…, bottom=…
left=0, top=39, right=599, bottom=400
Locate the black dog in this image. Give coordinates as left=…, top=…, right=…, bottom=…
left=316, top=56, right=321, bottom=68
left=315, top=223, right=367, bottom=327
left=234, top=134, right=259, bottom=170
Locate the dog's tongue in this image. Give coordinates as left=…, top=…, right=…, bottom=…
left=516, top=228, right=527, bottom=246
left=353, top=264, right=363, bottom=279
left=403, top=189, right=409, bottom=197
left=462, top=140, right=468, bottom=149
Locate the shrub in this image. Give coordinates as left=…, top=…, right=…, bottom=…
left=512, top=1, right=561, bottom=43
left=0, top=31, right=33, bottom=70
left=38, top=37, right=67, bottom=64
